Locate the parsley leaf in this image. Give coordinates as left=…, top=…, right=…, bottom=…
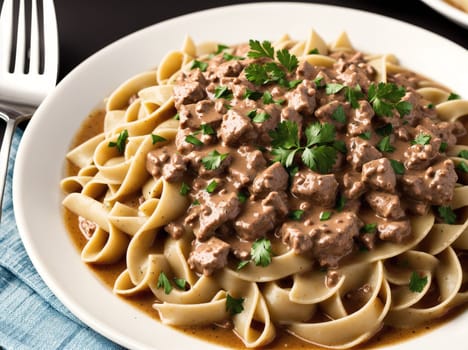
left=331, top=105, right=346, bottom=123
left=244, top=89, right=263, bottom=101
left=223, top=52, right=245, bottom=61
left=226, top=294, right=245, bottom=315
left=437, top=206, right=456, bottom=224
left=157, top=272, right=172, bottom=294
left=345, top=85, right=365, bottom=109
left=244, top=62, right=286, bottom=86
left=276, top=48, right=299, bottom=72
left=214, top=44, right=229, bottom=54
left=358, top=131, right=371, bottom=140
left=389, top=159, right=405, bottom=175
left=375, top=124, right=393, bottom=136
left=305, top=122, right=336, bottom=147
left=247, top=39, right=274, bottom=59
left=214, top=85, right=233, bottom=99
left=361, top=223, right=377, bottom=234
left=174, top=277, right=187, bottom=290
left=108, top=129, right=129, bottom=153
left=200, top=123, right=215, bottom=135
left=457, top=161, right=468, bottom=173
left=325, top=83, right=345, bottom=95
left=201, top=150, right=229, bottom=170
left=251, top=238, right=272, bottom=267
left=333, top=140, right=347, bottom=154
left=151, top=134, right=167, bottom=144
left=206, top=180, right=218, bottom=193
left=270, top=120, right=300, bottom=149
left=412, top=134, right=431, bottom=145
left=377, top=136, right=395, bottom=153
left=439, top=142, right=448, bottom=152
left=190, top=60, right=208, bottom=72
left=248, top=110, right=270, bottom=123
left=185, top=134, right=203, bottom=146
left=289, top=209, right=304, bottom=221
left=237, top=260, right=250, bottom=270
left=287, top=79, right=303, bottom=89
left=308, top=48, right=319, bottom=54
left=180, top=182, right=190, bottom=196
left=448, top=92, right=461, bottom=101
left=368, top=82, right=410, bottom=117
left=458, top=150, right=468, bottom=159
left=336, top=194, right=346, bottom=212
left=409, top=271, right=428, bottom=293
left=320, top=211, right=332, bottom=221
left=302, top=145, right=337, bottom=173
left=237, top=191, right=249, bottom=204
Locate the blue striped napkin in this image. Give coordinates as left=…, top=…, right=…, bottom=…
left=0, top=129, right=123, bottom=350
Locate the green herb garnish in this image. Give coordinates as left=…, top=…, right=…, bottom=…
left=289, top=209, right=304, bottom=221
left=361, top=223, right=377, bottom=234
left=251, top=238, right=273, bottom=267
left=409, top=271, right=428, bottom=293
left=190, top=60, right=208, bottom=72
left=320, top=211, right=332, bottom=221
left=448, top=92, right=461, bottom=101
left=377, top=135, right=395, bottom=153
left=151, top=134, right=167, bottom=144
left=200, top=123, right=215, bottom=135
left=108, top=129, right=129, bottom=153
left=201, top=150, right=229, bottom=170
left=214, top=85, right=233, bottom=99
left=367, top=82, right=412, bottom=117
left=331, top=105, right=346, bottom=123
left=226, top=294, right=245, bottom=315
left=390, top=159, right=405, bottom=175
left=185, top=134, right=203, bottom=146
left=412, top=134, right=431, bottom=145
left=437, top=206, right=457, bottom=224
left=157, top=272, right=172, bottom=295
left=180, top=182, right=190, bottom=196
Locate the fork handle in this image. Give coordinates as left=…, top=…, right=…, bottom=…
left=0, top=110, right=30, bottom=222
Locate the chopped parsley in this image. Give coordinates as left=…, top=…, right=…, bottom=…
left=439, top=142, right=448, bottom=152
left=206, top=180, right=218, bottom=193
left=336, top=194, right=346, bottom=212
left=226, top=294, right=245, bottom=315
left=325, top=83, right=345, bottom=95
left=324, top=83, right=363, bottom=108
left=108, top=129, right=129, bottom=153
left=179, top=182, right=190, bottom=196
left=173, top=278, right=187, bottom=290
left=367, top=82, right=412, bottom=117
left=412, top=134, right=431, bottom=145
left=308, top=48, right=320, bottom=54
left=214, top=44, right=229, bottom=54
left=223, top=52, right=245, bottom=61
left=200, top=123, right=215, bottom=135
left=358, top=131, right=372, bottom=140
left=333, top=140, right=347, bottom=154
left=289, top=209, right=304, bottom=221
left=151, top=134, right=167, bottom=144
left=247, top=109, right=270, bottom=123
left=237, top=260, right=250, bottom=270
left=361, top=223, right=377, bottom=234
left=376, top=135, right=395, bottom=153
left=245, top=62, right=286, bottom=86
left=237, top=191, right=249, bottom=204
left=244, top=89, right=263, bottom=101
left=276, top=48, right=298, bottom=72
left=157, top=272, right=172, bottom=295
left=390, top=159, right=405, bottom=175
left=251, top=238, right=272, bottom=267
left=320, top=211, right=332, bottom=221
left=214, top=85, right=233, bottom=99
left=457, top=161, right=468, bottom=173
left=192, top=199, right=200, bottom=206
left=190, top=60, right=208, bottom=72
left=331, top=105, right=346, bottom=123
left=185, top=134, right=203, bottom=146
left=437, top=206, right=457, bottom=224
left=448, top=92, right=461, bottom=101
left=201, top=150, right=229, bottom=170
left=409, top=271, right=428, bottom=293
left=173, top=113, right=180, bottom=120
left=247, top=39, right=275, bottom=59
left=375, top=124, right=393, bottom=137
left=458, top=150, right=468, bottom=159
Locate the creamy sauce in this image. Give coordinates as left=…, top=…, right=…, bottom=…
left=63, top=109, right=467, bottom=349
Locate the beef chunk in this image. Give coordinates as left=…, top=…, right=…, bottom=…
left=78, top=216, right=96, bottom=240
left=337, top=63, right=374, bottom=90
left=234, top=192, right=287, bottom=241
left=146, top=148, right=187, bottom=182
left=280, top=222, right=313, bottom=254
left=346, top=137, right=382, bottom=171
left=215, top=60, right=244, bottom=79
left=229, top=145, right=266, bottom=188
left=401, top=159, right=457, bottom=205
left=286, top=80, right=317, bottom=115
left=312, top=211, right=362, bottom=267
left=188, top=237, right=230, bottom=276
left=164, top=222, right=185, bottom=239
left=420, top=118, right=463, bottom=147
left=314, top=101, right=350, bottom=131
left=173, top=69, right=207, bottom=108
left=195, top=192, right=241, bottom=240
left=342, top=171, right=367, bottom=200
left=377, top=219, right=411, bottom=244
left=251, top=162, right=289, bottom=196
left=291, top=169, right=339, bottom=207
left=347, top=100, right=374, bottom=136
left=219, top=109, right=257, bottom=146
left=361, top=158, right=396, bottom=193
left=365, top=191, right=405, bottom=219
left=403, top=131, right=441, bottom=170
left=251, top=104, right=281, bottom=144
left=281, top=107, right=303, bottom=132
left=296, top=60, right=317, bottom=80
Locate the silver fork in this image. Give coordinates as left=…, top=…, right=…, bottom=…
left=0, top=0, right=58, bottom=221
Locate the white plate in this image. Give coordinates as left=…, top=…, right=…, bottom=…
left=420, top=0, right=468, bottom=28
left=13, top=2, right=468, bottom=350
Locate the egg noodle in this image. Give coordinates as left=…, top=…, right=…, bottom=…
left=60, top=31, right=468, bottom=348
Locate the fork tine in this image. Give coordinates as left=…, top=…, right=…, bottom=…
left=41, top=0, right=58, bottom=79
left=29, top=0, right=40, bottom=74
left=14, top=0, right=26, bottom=74
left=0, top=0, right=14, bottom=73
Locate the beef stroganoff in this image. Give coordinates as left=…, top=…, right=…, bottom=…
left=60, top=30, right=468, bottom=348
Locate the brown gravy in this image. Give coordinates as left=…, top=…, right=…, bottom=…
left=62, top=109, right=467, bottom=349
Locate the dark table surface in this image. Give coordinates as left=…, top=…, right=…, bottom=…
left=55, top=0, right=467, bottom=82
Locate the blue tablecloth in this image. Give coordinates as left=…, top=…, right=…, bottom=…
left=0, top=130, right=123, bottom=350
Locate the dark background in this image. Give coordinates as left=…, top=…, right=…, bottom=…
left=55, top=0, right=468, bottom=82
